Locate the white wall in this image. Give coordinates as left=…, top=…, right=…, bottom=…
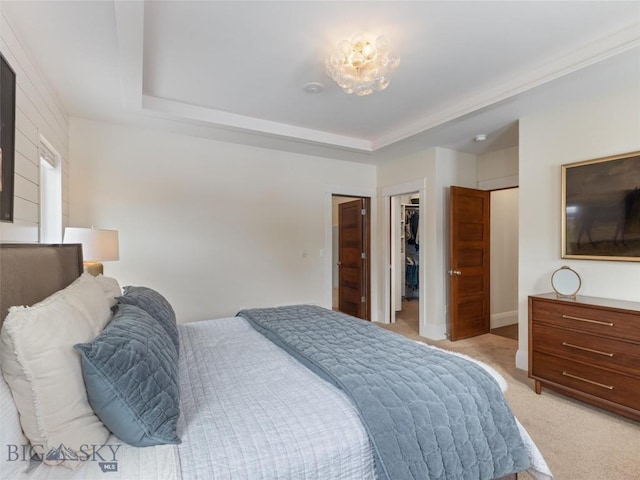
left=517, top=83, right=640, bottom=370
left=0, top=10, right=69, bottom=242
left=69, top=118, right=376, bottom=323
left=490, top=188, right=519, bottom=327
left=377, top=147, right=476, bottom=339
left=477, top=146, right=520, bottom=328
left=478, top=146, right=518, bottom=190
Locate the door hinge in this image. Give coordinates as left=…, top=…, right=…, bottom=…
left=361, top=296, right=366, bottom=303
left=361, top=252, right=366, bottom=259
left=361, top=208, right=367, bottom=216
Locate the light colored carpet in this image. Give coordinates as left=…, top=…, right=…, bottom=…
left=380, top=317, right=640, bottom=480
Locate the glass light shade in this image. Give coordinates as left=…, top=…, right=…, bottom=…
left=358, top=63, right=378, bottom=82
left=384, top=54, right=401, bottom=70
left=337, top=40, right=351, bottom=56
left=355, top=85, right=374, bottom=96
left=375, top=35, right=390, bottom=52
left=375, top=76, right=390, bottom=91
left=349, top=51, right=365, bottom=68
left=326, top=33, right=399, bottom=96
left=361, top=43, right=375, bottom=60
left=350, top=33, right=365, bottom=45
left=63, top=227, right=119, bottom=262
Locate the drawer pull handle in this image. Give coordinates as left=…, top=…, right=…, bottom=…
left=562, top=371, right=614, bottom=390
left=561, top=342, right=615, bottom=357
left=562, top=314, right=614, bottom=327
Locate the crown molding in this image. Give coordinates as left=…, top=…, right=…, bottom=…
left=370, top=23, right=640, bottom=151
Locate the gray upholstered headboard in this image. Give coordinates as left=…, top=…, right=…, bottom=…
left=0, top=244, right=83, bottom=328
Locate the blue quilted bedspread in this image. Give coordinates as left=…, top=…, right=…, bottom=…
left=238, top=305, right=530, bottom=480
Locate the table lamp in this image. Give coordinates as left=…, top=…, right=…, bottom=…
left=63, top=227, right=119, bottom=275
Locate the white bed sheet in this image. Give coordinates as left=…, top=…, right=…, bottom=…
left=176, top=316, right=376, bottom=480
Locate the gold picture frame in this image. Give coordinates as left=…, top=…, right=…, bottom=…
left=562, top=151, right=640, bottom=262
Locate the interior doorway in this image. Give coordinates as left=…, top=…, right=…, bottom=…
left=390, top=192, right=421, bottom=335
left=488, top=187, right=519, bottom=341
left=331, top=195, right=371, bottom=320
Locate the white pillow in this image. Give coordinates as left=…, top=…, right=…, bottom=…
left=0, top=376, right=30, bottom=478
left=29, top=273, right=113, bottom=335
left=0, top=274, right=112, bottom=468
left=94, top=275, right=122, bottom=308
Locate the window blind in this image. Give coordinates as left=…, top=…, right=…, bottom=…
left=39, top=143, right=57, bottom=168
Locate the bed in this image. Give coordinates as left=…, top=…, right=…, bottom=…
left=0, top=244, right=552, bottom=480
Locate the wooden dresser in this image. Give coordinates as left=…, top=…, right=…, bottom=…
left=529, top=293, right=640, bottom=421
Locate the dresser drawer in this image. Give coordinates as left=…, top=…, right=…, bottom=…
left=532, top=324, right=640, bottom=377
left=531, top=300, right=640, bottom=342
left=532, top=351, right=640, bottom=412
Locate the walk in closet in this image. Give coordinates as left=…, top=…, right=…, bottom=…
left=402, top=202, right=419, bottom=300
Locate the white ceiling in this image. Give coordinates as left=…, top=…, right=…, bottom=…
left=2, top=1, right=639, bottom=164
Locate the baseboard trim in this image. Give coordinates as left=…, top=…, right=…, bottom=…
left=515, top=348, right=528, bottom=371
left=491, top=310, right=518, bottom=329
left=420, top=322, right=447, bottom=341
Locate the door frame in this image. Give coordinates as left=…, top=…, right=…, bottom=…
left=382, top=179, right=426, bottom=332
left=324, top=185, right=377, bottom=321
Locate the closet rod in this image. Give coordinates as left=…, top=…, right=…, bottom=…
left=401, top=203, right=419, bottom=207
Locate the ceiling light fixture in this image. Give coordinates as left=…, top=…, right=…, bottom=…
left=325, top=34, right=400, bottom=96
left=474, top=134, right=488, bottom=142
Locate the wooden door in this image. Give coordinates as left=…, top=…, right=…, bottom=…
left=338, top=198, right=370, bottom=320
left=449, top=186, right=490, bottom=340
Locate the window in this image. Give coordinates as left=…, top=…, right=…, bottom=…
left=39, top=138, right=62, bottom=243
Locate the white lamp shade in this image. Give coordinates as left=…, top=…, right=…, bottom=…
left=63, top=227, right=119, bottom=262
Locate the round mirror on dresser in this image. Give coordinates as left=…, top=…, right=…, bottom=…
left=551, top=266, right=581, bottom=299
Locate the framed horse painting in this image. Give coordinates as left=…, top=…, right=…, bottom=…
left=562, top=151, right=640, bottom=262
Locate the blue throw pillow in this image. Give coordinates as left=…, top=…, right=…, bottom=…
left=116, top=286, right=179, bottom=352
left=74, top=304, right=180, bottom=447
